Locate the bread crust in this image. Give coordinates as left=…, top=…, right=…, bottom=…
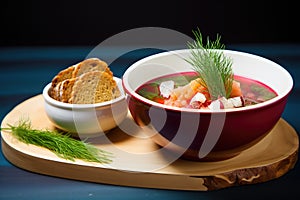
left=50, top=66, right=75, bottom=99
left=72, top=58, right=113, bottom=78
left=60, top=78, right=77, bottom=103
left=51, top=65, right=75, bottom=88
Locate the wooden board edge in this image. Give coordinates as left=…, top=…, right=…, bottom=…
left=201, top=149, right=298, bottom=190
left=200, top=119, right=299, bottom=190
left=1, top=137, right=209, bottom=191
left=2, top=134, right=298, bottom=191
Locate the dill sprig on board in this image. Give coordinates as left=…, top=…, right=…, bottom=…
left=185, top=28, right=234, bottom=100
left=1, top=119, right=112, bottom=164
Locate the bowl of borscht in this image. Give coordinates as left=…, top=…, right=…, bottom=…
left=122, top=33, right=293, bottom=161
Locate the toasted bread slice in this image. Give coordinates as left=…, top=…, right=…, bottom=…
left=72, top=58, right=113, bottom=78
left=59, top=78, right=77, bottom=103
left=50, top=65, right=75, bottom=99
left=69, top=71, right=120, bottom=104
left=51, top=65, right=75, bottom=88
left=49, top=81, right=61, bottom=101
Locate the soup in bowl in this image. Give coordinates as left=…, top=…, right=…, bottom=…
left=122, top=49, right=293, bottom=161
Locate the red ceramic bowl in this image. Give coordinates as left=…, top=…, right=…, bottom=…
left=122, top=49, right=293, bottom=161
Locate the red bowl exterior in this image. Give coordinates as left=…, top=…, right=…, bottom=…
left=126, top=91, right=290, bottom=161
left=122, top=49, right=293, bottom=161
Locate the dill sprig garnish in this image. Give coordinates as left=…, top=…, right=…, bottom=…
left=1, top=119, right=112, bottom=164
left=185, top=28, right=234, bottom=100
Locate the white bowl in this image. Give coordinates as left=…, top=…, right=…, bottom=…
left=43, top=77, right=128, bottom=138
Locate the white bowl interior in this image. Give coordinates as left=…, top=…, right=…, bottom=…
left=122, top=49, right=293, bottom=111
left=229, top=50, right=293, bottom=96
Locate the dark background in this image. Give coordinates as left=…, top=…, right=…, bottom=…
left=0, top=0, right=299, bottom=46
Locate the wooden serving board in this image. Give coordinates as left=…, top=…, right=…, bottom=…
left=1, top=95, right=299, bottom=191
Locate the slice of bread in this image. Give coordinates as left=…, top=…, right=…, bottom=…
left=69, top=71, right=120, bottom=104
left=49, top=82, right=60, bottom=101
left=50, top=78, right=76, bottom=102
left=50, top=58, right=112, bottom=97
left=51, top=65, right=75, bottom=87
left=59, top=78, right=77, bottom=103
left=50, top=65, right=75, bottom=99
left=72, top=58, right=113, bottom=78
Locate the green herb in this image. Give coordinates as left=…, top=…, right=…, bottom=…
left=138, top=88, right=160, bottom=100
left=250, top=84, right=277, bottom=100
left=1, top=119, right=112, bottom=163
left=185, top=28, right=234, bottom=100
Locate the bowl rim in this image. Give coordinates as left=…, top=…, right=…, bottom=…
left=122, top=49, right=294, bottom=113
left=43, top=76, right=126, bottom=109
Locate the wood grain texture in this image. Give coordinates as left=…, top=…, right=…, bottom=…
left=1, top=95, right=298, bottom=191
